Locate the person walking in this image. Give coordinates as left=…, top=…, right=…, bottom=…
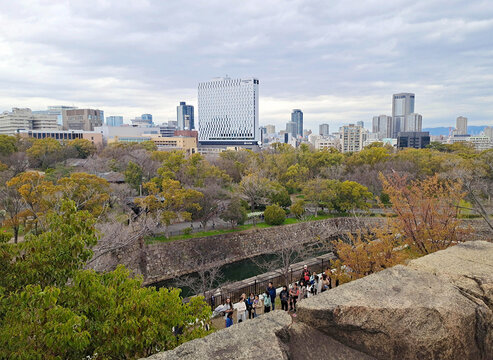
left=266, top=282, right=276, bottom=310
left=246, top=293, right=255, bottom=319
left=280, top=286, right=289, bottom=311
left=237, top=293, right=247, bottom=323
left=289, top=283, right=300, bottom=312
left=263, top=291, right=272, bottom=313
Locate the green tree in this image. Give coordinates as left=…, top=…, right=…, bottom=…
left=26, top=137, right=63, bottom=169
left=332, top=180, right=374, bottom=213
left=68, top=138, right=96, bottom=159
left=268, top=182, right=292, bottom=208
left=290, top=199, right=306, bottom=219
left=220, top=197, right=247, bottom=228
left=0, top=134, right=17, bottom=156
left=124, top=161, right=144, bottom=192
left=264, top=204, right=286, bottom=225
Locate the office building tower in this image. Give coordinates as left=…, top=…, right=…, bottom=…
left=106, top=116, right=124, bottom=127
left=63, top=109, right=104, bottom=131
left=340, top=124, right=366, bottom=153
left=286, top=121, right=297, bottom=137
left=265, top=124, right=276, bottom=134
left=198, top=77, right=260, bottom=146
left=372, top=115, right=392, bottom=139
left=357, top=121, right=364, bottom=128
left=0, top=108, right=58, bottom=135
left=33, top=106, right=77, bottom=126
left=456, top=116, right=468, bottom=135
left=403, top=113, right=422, bottom=132
left=291, top=109, right=303, bottom=137
left=319, top=123, right=330, bottom=137
left=177, top=101, right=195, bottom=130
left=397, top=132, right=430, bottom=149
left=392, top=93, right=415, bottom=138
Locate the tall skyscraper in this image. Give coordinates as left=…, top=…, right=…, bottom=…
left=291, top=109, right=303, bottom=137
left=177, top=101, right=195, bottom=130
left=372, top=115, right=392, bottom=139
left=198, top=77, right=260, bottom=146
left=456, top=116, right=468, bottom=135
left=286, top=121, right=297, bottom=137
left=403, top=113, right=422, bottom=132
left=357, top=121, right=364, bottom=128
left=62, top=109, right=104, bottom=131
left=392, top=93, right=415, bottom=138
left=319, top=123, right=330, bottom=136
left=106, top=116, right=123, bottom=127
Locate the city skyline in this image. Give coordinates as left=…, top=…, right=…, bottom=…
left=0, top=1, right=492, bottom=131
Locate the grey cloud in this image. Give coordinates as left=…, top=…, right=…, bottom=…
left=0, top=0, right=492, bottom=129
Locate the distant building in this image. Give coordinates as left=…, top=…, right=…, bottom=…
left=397, top=131, right=430, bottom=149
left=468, top=135, right=493, bottom=151
left=286, top=121, right=297, bottom=137
left=159, top=125, right=177, bottom=137
left=456, top=116, right=468, bottom=135
left=483, top=126, right=493, bottom=140
left=291, top=109, right=303, bottom=137
left=372, top=115, right=392, bottom=139
left=33, top=106, right=77, bottom=126
left=198, top=77, right=260, bottom=147
left=392, top=93, right=415, bottom=138
left=131, top=114, right=153, bottom=127
left=107, top=134, right=197, bottom=154
left=356, top=121, right=364, bottom=128
left=106, top=116, right=123, bottom=127
left=63, top=108, right=104, bottom=131
left=303, top=129, right=312, bottom=137
left=319, top=123, right=330, bottom=136
left=265, top=124, right=276, bottom=134
left=94, top=125, right=160, bottom=145
left=315, top=137, right=339, bottom=151
left=177, top=102, right=195, bottom=130
left=0, top=108, right=58, bottom=135
left=403, top=113, right=422, bottom=132
left=174, top=129, right=198, bottom=142
left=340, top=124, right=366, bottom=153
left=17, top=129, right=103, bottom=147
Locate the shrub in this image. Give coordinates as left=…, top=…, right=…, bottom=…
left=290, top=200, right=305, bottom=219
left=264, top=204, right=286, bottom=225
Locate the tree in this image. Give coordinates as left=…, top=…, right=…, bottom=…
left=0, top=185, right=24, bottom=243
left=238, top=173, right=272, bottom=211
left=291, top=199, right=306, bottom=219
left=334, top=230, right=407, bottom=280
left=124, top=161, right=143, bottom=192
left=26, top=137, right=63, bottom=169
left=268, top=182, right=292, bottom=208
left=189, top=185, right=225, bottom=229
left=332, top=180, right=373, bottom=213
left=57, top=173, right=111, bottom=218
left=135, top=178, right=203, bottom=236
left=0, top=134, right=17, bottom=156
left=380, top=173, right=470, bottom=255
left=302, top=178, right=336, bottom=214
left=220, top=197, right=247, bottom=228
left=68, top=138, right=96, bottom=159
left=264, top=204, right=286, bottom=225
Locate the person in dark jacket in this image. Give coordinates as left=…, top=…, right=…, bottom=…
left=266, top=282, right=276, bottom=310
left=280, top=286, right=289, bottom=311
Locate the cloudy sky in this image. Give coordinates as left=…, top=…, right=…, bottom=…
left=1, top=0, right=492, bottom=131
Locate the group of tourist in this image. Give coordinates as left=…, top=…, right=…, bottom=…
left=222, top=265, right=339, bottom=327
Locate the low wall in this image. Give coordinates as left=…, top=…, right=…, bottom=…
left=143, top=217, right=381, bottom=285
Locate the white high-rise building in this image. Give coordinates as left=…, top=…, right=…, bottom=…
left=392, top=93, right=415, bottom=137
left=403, top=113, right=423, bottom=132
left=198, top=77, right=260, bottom=146
left=340, top=124, right=366, bottom=153
left=372, top=115, right=392, bottom=139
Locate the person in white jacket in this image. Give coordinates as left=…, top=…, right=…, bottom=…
left=236, top=293, right=247, bottom=323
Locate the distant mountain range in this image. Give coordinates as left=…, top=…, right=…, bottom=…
left=423, top=126, right=488, bottom=136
